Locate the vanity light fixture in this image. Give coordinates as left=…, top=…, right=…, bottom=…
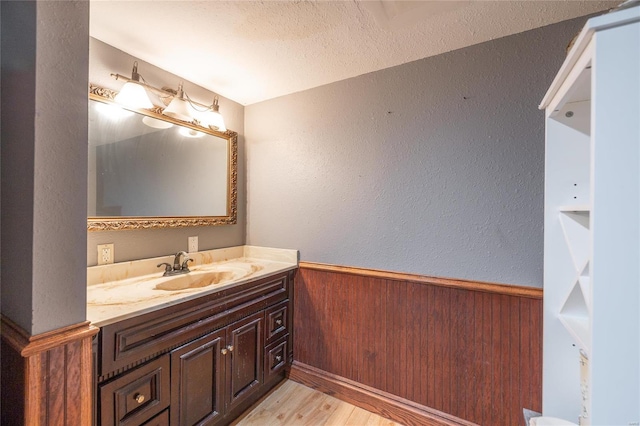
left=195, top=97, right=227, bottom=132
left=113, top=62, right=154, bottom=109
left=111, top=62, right=226, bottom=131
left=162, top=82, right=193, bottom=122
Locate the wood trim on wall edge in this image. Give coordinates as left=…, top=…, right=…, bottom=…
left=1, top=314, right=99, bottom=425
left=298, top=261, right=543, bottom=299
left=1, top=314, right=99, bottom=357
left=288, top=361, right=478, bottom=426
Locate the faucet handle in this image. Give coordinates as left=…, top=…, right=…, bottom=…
left=181, top=258, right=193, bottom=271
left=157, top=262, right=173, bottom=275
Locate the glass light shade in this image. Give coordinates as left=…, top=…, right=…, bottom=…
left=163, top=97, right=193, bottom=122
left=114, top=82, right=154, bottom=109
left=178, top=127, right=205, bottom=138
left=142, top=116, right=173, bottom=129
left=196, top=109, right=227, bottom=132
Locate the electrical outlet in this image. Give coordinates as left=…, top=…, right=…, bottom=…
left=188, top=236, right=198, bottom=253
left=97, top=243, right=114, bottom=265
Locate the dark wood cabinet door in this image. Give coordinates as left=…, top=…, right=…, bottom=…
left=170, top=330, right=226, bottom=426
left=226, top=312, right=264, bottom=412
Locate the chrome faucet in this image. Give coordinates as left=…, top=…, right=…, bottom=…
left=157, top=251, right=193, bottom=276
left=173, top=251, right=189, bottom=271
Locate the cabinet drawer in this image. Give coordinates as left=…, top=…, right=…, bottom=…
left=264, top=336, right=288, bottom=382
left=99, top=355, right=170, bottom=425
left=265, top=300, right=288, bottom=343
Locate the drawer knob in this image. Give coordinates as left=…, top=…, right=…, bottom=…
left=275, top=319, right=283, bottom=326
left=134, top=393, right=145, bottom=404
left=275, top=355, right=282, bottom=363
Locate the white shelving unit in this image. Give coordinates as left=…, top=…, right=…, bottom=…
left=540, top=6, right=640, bottom=425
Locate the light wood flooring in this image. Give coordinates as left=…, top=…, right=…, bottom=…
left=231, top=380, right=403, bottom=426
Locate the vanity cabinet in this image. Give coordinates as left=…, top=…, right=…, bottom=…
left=95, top=269, right=295, bottom=425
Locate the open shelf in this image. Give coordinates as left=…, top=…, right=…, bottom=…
left=559, top=279, right=591, bottom=352
left=550, top=65, right=591, bottom=137
left=559, top=211, right=590, bottom=272
left=578, top=262, right=591, bottom=311
left=559, top=204, right=590, bottom=213
left=547, top=57, right=592, bottom=124
left=553, top=99, right=591, bottom=136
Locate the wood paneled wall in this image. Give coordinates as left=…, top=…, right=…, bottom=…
left=1, top=316, right=98, bottom=425
left=292, top=263, right=542, bottom=426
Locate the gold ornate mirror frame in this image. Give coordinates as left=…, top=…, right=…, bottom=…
left=87, top=84, right=237, bottom=231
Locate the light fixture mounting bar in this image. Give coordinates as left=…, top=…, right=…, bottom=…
left=110, top=73, right=173, bottom=98
left=110, top=73, right=214, bottom=110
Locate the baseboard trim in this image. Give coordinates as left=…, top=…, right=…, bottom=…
left=288, top=361, right=478, bottom=426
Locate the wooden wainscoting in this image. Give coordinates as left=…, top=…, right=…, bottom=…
left=291, top=262, right=542, bottom=426
left=1, top=315, right=99, bottom=425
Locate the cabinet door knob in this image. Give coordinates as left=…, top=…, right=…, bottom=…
left=227, top=345, right=234, bottom=352
left=275, top=355, right=282, bottom=363
left=275, top=319, right=283, bottom=326
left=221, top=348, right=228, bottom=355
left=134, top=393, right=145, bottom=404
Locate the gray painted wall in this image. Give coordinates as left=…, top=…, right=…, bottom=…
left=1, top=1, right=89, bottom=334
left=87, top=39, right=246, bottom=266
left=245, top=17, right=588, bottom=288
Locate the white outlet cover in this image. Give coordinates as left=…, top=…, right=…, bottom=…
left=188, top=236, right=198, bottom=253
left=97, top=243, right=114, bottom=265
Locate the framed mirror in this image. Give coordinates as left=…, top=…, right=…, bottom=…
left=87, top=85, right=237, bottom=231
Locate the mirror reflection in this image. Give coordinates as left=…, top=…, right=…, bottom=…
left=87, top=90, right=237, bottom=231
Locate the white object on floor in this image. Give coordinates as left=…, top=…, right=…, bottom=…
left=530, top=417, right=578, bottom=426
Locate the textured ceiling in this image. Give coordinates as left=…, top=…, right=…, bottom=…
left=90, top=1, right=616, bottom=105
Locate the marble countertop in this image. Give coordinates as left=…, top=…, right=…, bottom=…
left=87, top=245, right=298, bottom=327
